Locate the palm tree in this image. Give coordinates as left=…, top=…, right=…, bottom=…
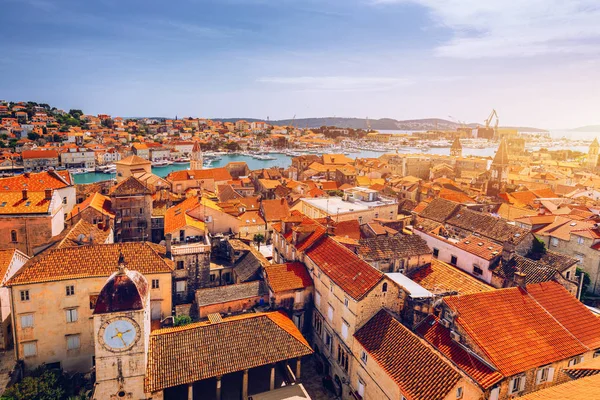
left=253, top=233, right=265, bottom=250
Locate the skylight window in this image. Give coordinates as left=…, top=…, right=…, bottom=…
left=0, top=202, right=6, bottom=207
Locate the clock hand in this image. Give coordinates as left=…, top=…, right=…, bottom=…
left=119, top=336, right=126, bottom=346
left=111, top=328, right=123, bottom=340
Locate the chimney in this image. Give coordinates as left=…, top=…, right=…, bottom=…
left=44, top=188, right=52, bottom=200
left=165, top=233, right=172, bottom=257
left=24, top=172, right=30, bottom=178
left=22, top=189, right=28, bottom=201
left=514, top=270, right=527, bottom=289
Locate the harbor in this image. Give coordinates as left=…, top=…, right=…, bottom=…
left=72, top=142, right=591, bottom=184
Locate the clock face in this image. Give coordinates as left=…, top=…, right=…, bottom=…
left=99, top=317, right=141, bottom=352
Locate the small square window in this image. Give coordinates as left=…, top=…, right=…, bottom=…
left=152, top=279, right=159, bottom=289
left=23, top=342, right=37, bottom=357
left=344, top=298, right=349, bottom=308
left=450, top=255, right=458, bottom=265
left=176, top=261, right=185, bottom=270
left=456, top=387, right=463, bottom=399
left=360, top=350, right=368, bottom=363
left=66, top=285, right=75, bottom=296
left=66, top=308, right=78, bottom=323
left=20, top=290, right=29, bottom=301
left=21, top=314, right=34, bottom=328
left=433, top=248, right=439, bottom=258
left=67, top=335, right=80, bottom=350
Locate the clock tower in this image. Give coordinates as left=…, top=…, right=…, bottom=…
left=92, top=255, right=152, bottom=400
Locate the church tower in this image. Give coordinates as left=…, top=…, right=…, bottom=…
left=190, top=141, right=203, bottom=170
left=450, top=137, right=462, bottom=157
left=587, top=138, right=599, bottom=171
left=487, top=138, right=509, bottom=196
left=92, top=254, right=151, bottom=400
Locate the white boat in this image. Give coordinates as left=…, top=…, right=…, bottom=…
left=84, top=167, right=96, bottom=173
left=152, top=160, right=172, bottom=167
left=70, top=168, right=86, bottom=175
left=104, top=166, right=117, bottom=174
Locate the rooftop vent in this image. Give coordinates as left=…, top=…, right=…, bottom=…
left=570, top=222, right=577, bottom=227
left=478, top=242, right=483, bottom=246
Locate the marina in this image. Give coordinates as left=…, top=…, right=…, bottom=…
left=73, top=143, right=590, bottom=184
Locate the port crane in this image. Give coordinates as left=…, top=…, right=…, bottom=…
left=484, top=109, right=499, bottom=130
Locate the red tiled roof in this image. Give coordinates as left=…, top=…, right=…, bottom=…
left=305, top=236, right=383, bottom=300
left=264, top=262, right=313, bottom=292
left=454, top=235, right=503, bottom=260
left=21, top=150, right=59, bottom=159
left=0, top=170, right=71, bottom=191
left=355, top=310, right=462, bottom=400
left=261, top=198, right=290, bottom=222
left=443, top=282, right=600, bottom=376
left=416, top=316, right=503, bottom=389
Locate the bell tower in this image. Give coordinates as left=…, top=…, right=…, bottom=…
left=190, top=141, right=203, bottom=170
left=92, top=254, right=152, bottom=400
left=487, top=138, right=509, bottom=196
left=450, top=137, right=462, bottom=157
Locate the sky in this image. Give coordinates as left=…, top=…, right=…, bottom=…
left=1, top=0, right=600, bottom=129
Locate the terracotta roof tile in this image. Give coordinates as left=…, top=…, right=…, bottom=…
left=145, top=311, right=313, bottom=392
left=355, top=310, right=462, bottom=400
left=443, top=282, right=599, bottom=376
left=6, top=242, right=173, bottom=286
left=454, top=235, right=503, bottom=260
left=517, top=374, right=600, bottom=400
left=416, top=315, right=503, bottom=389
left=0, top=170, right=71, bottom=191
left=264, top=262, right=313, bottom=293
left=358, top=235, right=431, bottom=261
left=68, top=192, right=114, bottom=219
left=306, top=236, right=383, bottom=300
left=408, top=260, right=494, bottom=296
left=261, top=199, right=290, bottom=222
left=418, top=198, right=461, bottom=223
left=0, top=191, right=52, bottom=214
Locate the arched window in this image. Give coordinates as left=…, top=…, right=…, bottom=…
left=10, top=230, right=17, bottom=242
left=382, top=282, right=388, bottom=293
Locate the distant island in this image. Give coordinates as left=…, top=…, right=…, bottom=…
left=570, top=125, right=600, bottom=133
left=213, top=116, right=548, bottom=132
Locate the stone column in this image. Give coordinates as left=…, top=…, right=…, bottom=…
left=187, top=383, right=193, bottom=400
left=242, top=369, right=249, bottom=399
left=270, top=364, right=276, bottom=390
left=296, top=358, right=302, bottom=380
left=216, top=375, right=222, bottom=400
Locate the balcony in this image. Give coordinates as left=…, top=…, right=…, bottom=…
left=172, top=242, right=211, bottom=256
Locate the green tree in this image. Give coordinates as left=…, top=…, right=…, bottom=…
left=2, top=366, right=69, bottom=400
left=527, top=237, right=547, bottom=260
left=27, top=132, right=40, bottom=141
left=59, top=125, right=69, bottom=132
left=52, top=134, right=62, bottom=143
left=576, top=268, right=591, bottom=300
left=253, top=233, right=265, bottom=250
left=68, top=109, right=83, bottom=119
left=173, top=315, right=192, bottom=327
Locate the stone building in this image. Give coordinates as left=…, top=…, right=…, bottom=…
left=115, top=155, right=151, bottom=183
left=0, top=189, right=65, bottom=256
left=487, top=138, right=510, bottom=196
left=6, top=243, right=173, bottom=373
left=419, top=282, right=600, bottom=399
left=111, top=176, right=153, bottom=242
left=304, top=235, right=405, bottom=399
